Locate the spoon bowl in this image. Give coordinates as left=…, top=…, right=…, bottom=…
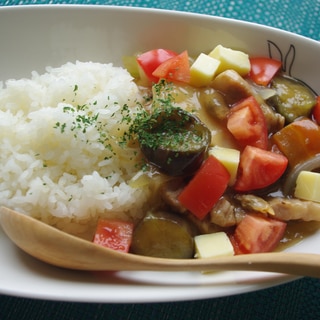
left=1, top=206, right=320, bottom=278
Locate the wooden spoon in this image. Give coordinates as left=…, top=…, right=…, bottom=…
left=1, top=206, right=319, bottom=278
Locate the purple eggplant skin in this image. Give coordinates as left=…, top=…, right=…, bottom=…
left=269, top=75, right=316, bottom=124
left=139, top=108, right=211, bottom=176
left=130, top=210, right=197, bottom=259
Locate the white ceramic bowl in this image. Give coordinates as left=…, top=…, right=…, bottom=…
left=0, top=5, right=319, bottom=303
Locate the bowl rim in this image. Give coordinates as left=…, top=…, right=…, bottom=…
left=0, top=4, right=319, bottom=43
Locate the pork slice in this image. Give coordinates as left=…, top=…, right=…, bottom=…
left=211, top=69, right=253, bottom=105
left=160, top=178, right=188, bottom=214
left=210, top=196, right=246, bottom=227
left=269, top=197, right=320, bottom=221
left=235, top=194, right=275, bottom=216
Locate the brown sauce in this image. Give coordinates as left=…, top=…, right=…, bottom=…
left=277, top=220, right=320, bottom=251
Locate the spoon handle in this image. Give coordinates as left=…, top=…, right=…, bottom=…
left=1, top=206, right=319, bottom=278
left=134, top=252, right=320, bottom=278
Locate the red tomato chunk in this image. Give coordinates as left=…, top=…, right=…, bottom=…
left=152, top=50, right=191, bottom=84
left=178, top=155, right=230, bottom=220
left=232, top=214, right=287, bottom=254
left=234, top=145, right=288, bottom=192
left=93, top=219, right=134, bottom=253
left=248, top=57, right=282, bottom=86
left=312, top=96, right=320, bottom=125
left=227, top=96, right=268, bottom=150
left=136, top=48, right=178, bottom=83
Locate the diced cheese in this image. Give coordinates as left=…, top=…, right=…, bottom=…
left=294, top=171, right=320, bottom=203
left=208, top=44, right=250, bottom=76
left=190, top=53, right=220, bottom=87
left=209, top=146, right=240, bottom=186
left=194, top=232, right=234, bottom=259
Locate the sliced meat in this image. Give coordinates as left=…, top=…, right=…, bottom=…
left=198, top=87, right=230, bottom=121
left=186, top=214, right=224, bottom=234
left=254, top=96, right=285, bottom=133
left=211, top=69, right=253, bottom=105
left=235, top=194, right=275, bottom=216
left=160, top=178, right=188, bottom=214
left=210, top=196, right=246, bottom=227
left=269, top=197, right=320, bottom=221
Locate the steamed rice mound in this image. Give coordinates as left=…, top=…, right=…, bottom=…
left=0, top=61, right=152, bottom=236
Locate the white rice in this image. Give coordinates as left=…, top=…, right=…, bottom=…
left=0, top=61, right=152, bottom=237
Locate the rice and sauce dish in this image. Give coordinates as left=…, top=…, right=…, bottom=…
left=1, top=45, right=320, bottom=260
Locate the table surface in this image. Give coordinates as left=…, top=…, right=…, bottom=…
left=0, top=0, right=319, bottom=319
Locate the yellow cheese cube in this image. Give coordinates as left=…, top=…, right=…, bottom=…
left=294, top=171, right=320, bottom=203
left=209, top=146, right=240, bottom=186
left=194, top=232, right=234, bottom=259
left=208, top=44, right=250, bottom=76
left=190, top=53, right=220, bottom=87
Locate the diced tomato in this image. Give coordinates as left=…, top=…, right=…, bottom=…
left=227, top=96, right=268, bottom=150
left=228, top=234, right=242, bottom=255
left=152, top=50, right=191, bottom=84
left=136, top=49, right=178, bottom=83
left=232, top=214, right=287, bottom=254
left=234, top=145, right=288, bottom=192
left=93, top=219, right=134, bottom=253
left=178, top=155, right=230, bottom=220
left=248, top=57, right=282, bottom=86
left=271, top=118, right=320, bottom=169
left=312, top=96, right=320, bottom=125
